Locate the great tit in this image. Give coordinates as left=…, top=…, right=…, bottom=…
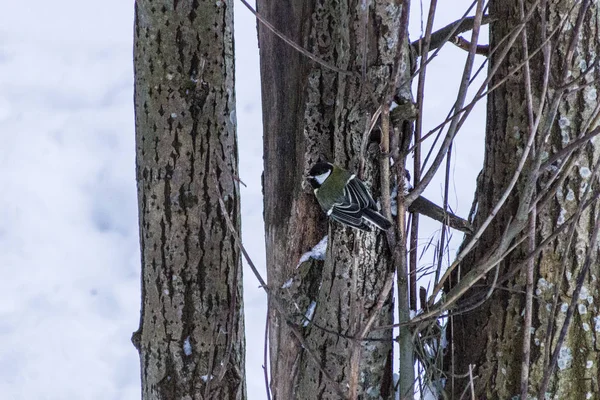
left=307, top=162, right=392, bottom=231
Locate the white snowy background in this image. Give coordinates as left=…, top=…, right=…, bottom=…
left=0, top=1, right=484, bottom=399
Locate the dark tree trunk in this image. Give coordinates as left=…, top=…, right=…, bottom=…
left=255, top=3, right=323, bottom=397
left=132, top=1, right=246, bottom=398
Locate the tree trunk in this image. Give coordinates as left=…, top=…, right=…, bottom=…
left=255, top=2, right=323, bottom=397
left=132, top=1, right=246, bottom=399
left=257, top=1, right=407, bottom=398
left=449, top=1, right=600, bottom=398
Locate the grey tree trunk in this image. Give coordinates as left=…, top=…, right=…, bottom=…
left=257, top=1, right=408, bottom=398
left=448, top=1, right=600, bottom=398
left=132, top=1, right=246, bottom=399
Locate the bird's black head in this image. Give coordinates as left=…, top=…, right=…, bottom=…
left=307, top=162, right=333, bottom=189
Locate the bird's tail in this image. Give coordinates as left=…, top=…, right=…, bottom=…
left=363, top=209, right=392, bottom=230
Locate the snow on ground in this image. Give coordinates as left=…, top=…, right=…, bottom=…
left=0, top=1, right=482, bottom=399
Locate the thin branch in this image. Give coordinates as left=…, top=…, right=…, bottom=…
left=451, top=36, right=489, bottom=55
left=519, top=8, right=536, bottom=389
left=394, top=136, right=416, bottom=399
left=263, top=312, right=272, bottom=400
left=411, top=14, right=493, bottom=56
left=358, top=272, right=395, bottom=338
left=410, top=0, right=439, bottom=312
left=409, top=195, right=472, bottom=233
left=469, top=364, right=476, bottom=400
left=559, top=0, right=592, bottom=84
left=540, top=126, right=600, bottom=170
left=520, top=208, right=535, bottom=399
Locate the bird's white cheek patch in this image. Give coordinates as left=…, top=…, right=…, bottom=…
left=314, top=170, right=331, bottom=185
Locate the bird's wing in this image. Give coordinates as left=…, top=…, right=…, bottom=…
left=329, top=206, right=371, bottom=231
left=345, top=177, right=378, bottom=209
left=329, top=194, right=371, bottom=231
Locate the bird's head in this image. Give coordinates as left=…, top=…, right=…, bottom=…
left=307, top=162, right=334, bottom=189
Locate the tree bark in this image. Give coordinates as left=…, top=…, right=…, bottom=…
left=257, top=1, right=407, bottom=398
left=255, top=2, right=323, bottom=397
left=132, top=1, right=246, bottom=399
left=449, top=1, right=600, bottom=398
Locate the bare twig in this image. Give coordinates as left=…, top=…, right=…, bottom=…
left=358, top=273, right=395, bottom=338
left=411, top=14, right=493, bottom=56
left=379, top=104, right=392, bottom=224
left=451, top=36, right=489, bottom=55
left=410, top=0, right=439, bottom=312
left=395, top=147, right=415, bottom=399
left=540, top=126, right=600, bottom=170
left=434, top=134, right=454, bottom=302
left=263, top=312, right=272, bottom=400
left=469, top=364, right=476, bottom=400
left=517, top=6, right=535, bottom=393
left=520, top=209, right=535, bottom=399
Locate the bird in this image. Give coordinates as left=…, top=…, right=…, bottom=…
left=307, top=162, right=392, bottom=231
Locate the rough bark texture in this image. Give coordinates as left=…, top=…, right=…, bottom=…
left=256, top=2, right=324, bottom=398
left=133, top=1, right=246, bottom=399
left=257, top=1, right=405, bottom=398
left=449, top=1, right=600, bottom=398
